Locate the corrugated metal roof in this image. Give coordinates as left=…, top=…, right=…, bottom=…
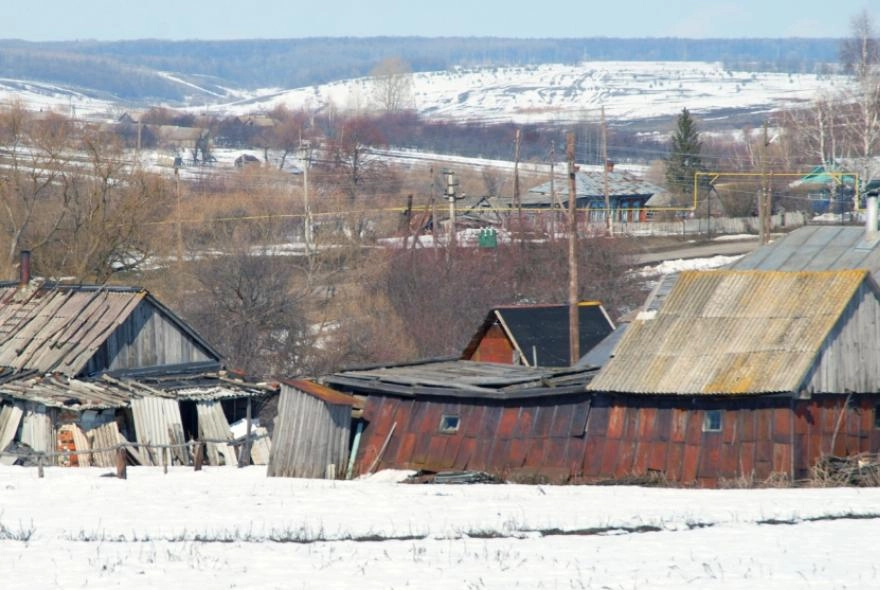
left=0, top=370, right=273, bottom=410
left=728, top=226, right=880, bottom=278
left=0, top=374, right=167, bottom=410
left=587, top=269, right=873, bottom=395
left=283, top=379, right=360, bottom=407
left=526, top=171, right=665, bottom=205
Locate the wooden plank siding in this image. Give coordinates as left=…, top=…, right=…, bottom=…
left=267, top=385, right=353, bottom=479
left=805, top=284, right=880, bottom=394
left=468, top=325, right=515, bottom=364
left=354, top=393, right=880, bottom=486
left=83, top=300, right=216, bottom=376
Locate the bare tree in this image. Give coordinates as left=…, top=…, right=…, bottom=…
left=316, top=116, right=399, bottom=204
left=0, top=106, right=171, bottom=282
left=266, top=105, right=310, bottom=170
left=371, top=57, right=414, bottom=113
left=840, top=9, right=880, bottom=180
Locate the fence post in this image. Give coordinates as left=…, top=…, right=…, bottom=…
left=115, top=447, right=127, bottom=480
left=162, top=446, right=168, bottom=474
left=194, top=441, right=204, bottom=472
left=37, top=454, right=44, bottom=479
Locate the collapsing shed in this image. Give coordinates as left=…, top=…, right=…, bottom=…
left=267, top=380, right=361, bottom=479
left=0, top=269, right=277, bottom=467
left=322, top=360, right=597, bottom=482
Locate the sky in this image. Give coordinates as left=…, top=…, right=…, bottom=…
left=3, top=0, right=879, bottom=41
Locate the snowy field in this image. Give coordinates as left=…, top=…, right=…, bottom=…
left=1, top=465, right=879, bottom=589
left=209, top=61, right=845, bottom=126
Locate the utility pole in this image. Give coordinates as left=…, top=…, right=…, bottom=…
left=602, top=106, right=612, bottom=236
left=174, top=164, right=183, bottom=268
left=549, top=141, right=557, bottom=236
left=760, top=121, right=770, bottom=245
left=567, top=132, right=580, bottom=365
left=445, top=170, right=457, bottom=248
left=514, top=128, right=523, bottom=250
left=300, top=141, right=313, bottom=255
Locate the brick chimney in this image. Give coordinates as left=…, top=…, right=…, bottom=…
left=604, top=160, right=615, bottom=173
left=19, top=250, right=30, bottom=287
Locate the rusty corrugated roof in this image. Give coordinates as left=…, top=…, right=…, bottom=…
left=587, top=269, right=874, bottom=395
left=284, top=379, right=361, bottom=407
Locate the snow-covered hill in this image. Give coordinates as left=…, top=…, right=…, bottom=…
left=205, top=61, right=847, bottom=125
left=0, top=60, right=849, bottom=130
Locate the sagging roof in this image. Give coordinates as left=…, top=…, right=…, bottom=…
left=0, top=282, right=221, bottom=377
left=0, top=373, right=171, bottom=410
left=526, top=170, right=665, bottom=206
left=587, top=269, right=875, bottom=395
left=0, top=369, right=277, bottom=410
left=322, top=359, right=598, bottom=400
left=461, top=302, right=615, bottom=367
left=727, top=225, right=880, bottom=279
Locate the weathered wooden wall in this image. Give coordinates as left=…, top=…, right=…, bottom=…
left=466, top=325, right=515, bottom=364
left=84, top=301, right=215, bottom=375
left=355, top=393, right=880, bottom=486
left=267, top=386, right=352, bottom=479
left=807, top=285, right=880, bottom=394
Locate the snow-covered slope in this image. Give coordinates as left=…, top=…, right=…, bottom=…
left=207, top=61, right=846, bottom=125
left=0, top=78, right=117, bottom=118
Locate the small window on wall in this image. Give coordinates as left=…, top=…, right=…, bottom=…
left=439, top=415, right=460, bottom=433
left=703, top=410, right=722, bottom=432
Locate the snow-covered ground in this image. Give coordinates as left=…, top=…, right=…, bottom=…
left=637, top=253, right=744, bottom=277
left=1, top=465, right=878, bottom=589
left=206, top=61, right=846, bottom=125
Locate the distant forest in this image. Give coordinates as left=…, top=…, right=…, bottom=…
left=0, top=37, right=844, bottom=103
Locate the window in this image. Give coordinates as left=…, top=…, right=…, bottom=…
left=439, top=415, right=460, bottom=433
left=703, top=410, right=722, bottom=432
left=874, top=404, right=880, bottom=429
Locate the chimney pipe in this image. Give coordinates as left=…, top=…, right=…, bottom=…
left=19, top=250, right=30, bottom=286
left=605, top=160, right=615, bottom=173
left=866, top=196, right=878, bottom=240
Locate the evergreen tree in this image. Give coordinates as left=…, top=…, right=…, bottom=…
left=665, top=108, right=705, bottom=202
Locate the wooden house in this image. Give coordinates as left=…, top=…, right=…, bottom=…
left=585, top=269, right=880, bottom=486
left=525, top=163, right=666, bottom=223
left=0, top=262, right=274, bottom=467
left=461, top=302, right=615, bottom=367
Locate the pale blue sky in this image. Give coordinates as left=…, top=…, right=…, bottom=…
left=5, top=0, right=879, bottom=41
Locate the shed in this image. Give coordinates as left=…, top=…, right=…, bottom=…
left=461, top=302, right=615, bottom=367
left=584, top=269, right=880, bottom=486
left=322, top=360, right=597, bottom=483
left=0, top=273, right=275, bottom=467
left=267, top=379, right=360, bottom=479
